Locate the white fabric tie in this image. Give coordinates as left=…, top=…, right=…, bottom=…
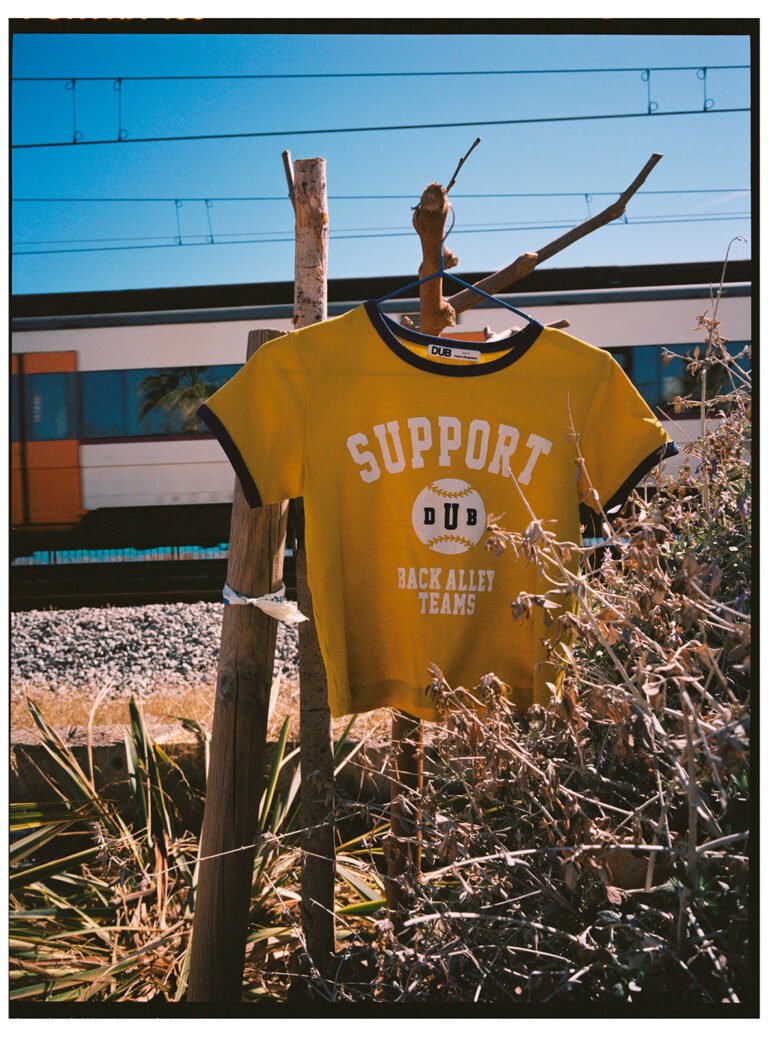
left=222, top=581, right=308, bottom=624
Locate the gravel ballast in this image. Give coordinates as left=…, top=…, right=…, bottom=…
left=11, top=601, right=300, bottom=698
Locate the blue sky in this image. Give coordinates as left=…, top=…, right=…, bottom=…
left=11, top=28, right=752, bottom=295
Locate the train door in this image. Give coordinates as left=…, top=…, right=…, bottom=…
left=12, top=351, right=85, bottom=526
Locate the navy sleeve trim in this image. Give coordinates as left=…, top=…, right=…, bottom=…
left=603, top=440, right=679, bottom=514
left=580, top=440, right=679, bottom=536
left=197, top=403, right=263, bottom=508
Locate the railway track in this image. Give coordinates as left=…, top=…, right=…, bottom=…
left=11, top=557, right=297, bottom=611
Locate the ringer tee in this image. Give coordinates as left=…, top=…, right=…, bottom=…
left=199, top=302, right=677, bottom=720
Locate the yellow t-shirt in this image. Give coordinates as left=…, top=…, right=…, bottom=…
left=199, top=302, right=676, bottom=720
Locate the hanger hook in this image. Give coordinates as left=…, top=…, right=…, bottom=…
left=442, top=203, right=457, bottom=246
left=439, top=204, right=458, bottom=274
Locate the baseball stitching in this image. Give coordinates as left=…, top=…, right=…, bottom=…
left=426, top=534, right=474, bottom=548
left=427, top=483, right=476, bottom=499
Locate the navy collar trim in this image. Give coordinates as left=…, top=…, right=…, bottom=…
left=363, top=299, right=544, bottom=377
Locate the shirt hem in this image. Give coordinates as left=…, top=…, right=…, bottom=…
left=333, top=683, right=540, bottom=722
left=332, top=692, right=439, bottom=722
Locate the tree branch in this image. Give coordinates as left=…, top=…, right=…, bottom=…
left=447, top=152, right=663, bottom=317
left=446, top=137, right=482, bottom=194
left=412, top=182, right=455, bottom=335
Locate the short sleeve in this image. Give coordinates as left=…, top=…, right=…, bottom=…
left=579, top=353, right=678, bottom=518
left=198, top=333, right=305, bottom=507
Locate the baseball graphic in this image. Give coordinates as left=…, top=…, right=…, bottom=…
left=411, top=479, right=487, bottom=555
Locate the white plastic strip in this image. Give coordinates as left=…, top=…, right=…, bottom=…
left=222, top=581, right=308, bottom=624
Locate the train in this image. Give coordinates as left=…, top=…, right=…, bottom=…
left=11, top=261, right=752, bottom=561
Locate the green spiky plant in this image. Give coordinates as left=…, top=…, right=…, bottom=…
left=10, top=695, right=385, bottom=1002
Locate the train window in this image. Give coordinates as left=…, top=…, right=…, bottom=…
left=80, top=371, right=127, bottom=438
left=79, top=364, right=240, bottom=439
left=666, top=340, right=751, bottom=409
left=128, top=367, right=230, bottom=435
left=608, top=348, right=631, bottom=372
left=612, top=342, right=752, bottom=413
left=128, top=369, right=188, bottom=436
left=24, top=372, right=77, bottom=441
left=629, top=346, right=665, bottom=410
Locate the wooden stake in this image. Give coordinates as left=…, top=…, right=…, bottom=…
left=187, top=328, right=288, bottom=1003
left=292, top=157, right=336, bottom=982
left=385, top=712, right=424, bottom=919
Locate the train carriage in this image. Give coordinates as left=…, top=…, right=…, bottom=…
left=11, top=261, right=751, bottom=562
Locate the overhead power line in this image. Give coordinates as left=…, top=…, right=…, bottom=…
left=12, top=188, right=751, bottom=204
left=12, top=211, right=753, bottom=247
left=11, top=105, right=751, bottom=150
left=12, top=63, right=750, bottom=82
left=12, top=212, right=752, bottom=257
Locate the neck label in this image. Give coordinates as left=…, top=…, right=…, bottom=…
left=427, top=343, right=481, bottom=363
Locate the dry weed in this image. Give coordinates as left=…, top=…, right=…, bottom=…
left=331, top=281, right=751, bottom=1007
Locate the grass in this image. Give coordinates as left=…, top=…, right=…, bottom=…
left=11, top=676, right=396, bottom=745
left=11, top=683, right=217, bottom=734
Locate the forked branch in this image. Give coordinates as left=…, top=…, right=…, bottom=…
left=447, top=153, right=664, bottom=318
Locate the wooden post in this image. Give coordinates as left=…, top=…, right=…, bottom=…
left=385, top=712, right=424, bottom=918
left=187, top=328, right=288, bottom=1003
left=292, top=157, right=336, bottom=981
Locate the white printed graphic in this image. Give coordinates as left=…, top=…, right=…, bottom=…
left=411, top=479, right=486, bottom=555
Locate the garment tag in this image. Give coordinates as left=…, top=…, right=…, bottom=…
left=427, top=343, right=481, bottom=363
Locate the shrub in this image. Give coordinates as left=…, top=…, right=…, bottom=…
left=337, top=274, right=751, bottom=1006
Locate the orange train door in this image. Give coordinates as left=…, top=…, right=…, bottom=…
left=12, top=351, right=85, bottom=527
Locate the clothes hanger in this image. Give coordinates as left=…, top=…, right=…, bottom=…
left=373, top=205, right=543, bottom=331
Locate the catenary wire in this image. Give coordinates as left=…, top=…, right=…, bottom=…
left=13, top=211, right=752, bottom=247
left=12, top=213, right=752, bottom=256
left=12, top=64, right=749, bottom=82
left=12, top=188, right=751, bottom=203
left=11, top=106, right=751, bottom=150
